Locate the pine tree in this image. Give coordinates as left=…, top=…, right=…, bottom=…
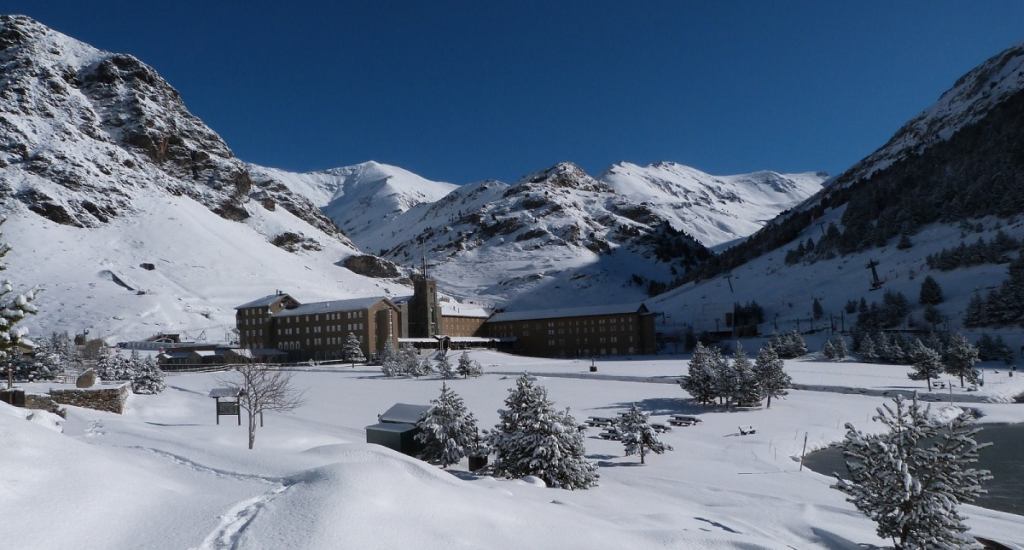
left=488, top=374, right=598, bottom=489
left=342, top=332, right=366, bottom=366
left=456, top=351, right=482, bottom=378
left=0, top=217, right=39, bottom=365
left=918, top=276, right=944, bottom=305
left=132, top=356, right=166, bottom=394
left=380, top=341, right=402, bottom=377
left=944, top=334, right=981, bottom=388
left=812, top=298, right=824, bottom=320
left=907, top=339, right=942, bottom=392
left=832, top=335, right=848, bottom=360
left=617, top=404, right=672, bottom=464
left=897, top=233, right=913, bottom=249
left=833, top=395, right=991, bottom=549
left=858, top=332, right=877, bottom=362
left=417, top=355, right=435, bottom=377
left=776, top=330, right=807, bottom=359
left=730, top=343, right=761, bottom=406
left=435, top=353, right=454, bottom=379
left=416, top=383, right=479, bottom=467
left=753, top=344, right=789, bottom=408
left=710, top=345, right=736, bottom=405
left=681, top=342, right=717, bottom=404
left=963, top=293, right=987, bottom=327
left=822, top=340, right=836, bottom=360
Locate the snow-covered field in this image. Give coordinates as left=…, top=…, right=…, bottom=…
left=3, top=351, right=1022, bottom=549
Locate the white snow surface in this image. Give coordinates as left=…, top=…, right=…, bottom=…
left=2, top=351, right=1022, bottom=549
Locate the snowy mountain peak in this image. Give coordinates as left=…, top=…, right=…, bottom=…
left=850, top=42, right=1024, bottom=181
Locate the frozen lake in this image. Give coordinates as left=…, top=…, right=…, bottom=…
left=802, top=422, right=1024, bottom=516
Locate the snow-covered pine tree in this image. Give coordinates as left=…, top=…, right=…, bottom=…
left=342, top=332, right=366, bottom=366
left=617, top=404, right=672, bottom=464
left=833, top=395, right=991, bottom=549
left=907, top=339, right=942, bottom=392
left=822, top=339, right=836, bottom=360
left=857, top=332, right=878, bottom=362
left=730, top=343, right=761, bottom=407
left=775, top=330, right=807, bottom=359
left=711, top=346, right=736, bottom=406
left=918, top=275, right=944, bottom=305
left=0, top=217, right=39, bottom=366
left=96, top=349, right=139, bottom=381
left=834, top=334, right=848, bottom=359
left=380, top=341, right=402, bottom=377
left=132, top=356, right=166, bottom=394
left=416, top=355, right=435, bottom=377
left=436, top=353, right=455, bottom=379
left=397, top=346, right=419, bottom=375
left=489, top=374, right=598, bottom=489
left=681, top=342, right=717, bottom=405
left=415, top=383, right=479, bottom=467
left=456, top=351, right=482, bottom=378
left=944, top=334, right=981, bottom=388
left=753, top=344, right=790, bottom=408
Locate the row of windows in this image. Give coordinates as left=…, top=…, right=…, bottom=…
left=279, top=334, right=365, bottom=350
left=240, top=307, right=269, bottom=317
left=279, top=310, right=365, bottom=324
left=279, top=323, right=364, bottom=336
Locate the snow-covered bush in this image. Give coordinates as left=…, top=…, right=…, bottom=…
left=833, top=395, right=991, bottom=549
left=416, top=383, right=479, bottom=467
left=617, top=404, right=672, bottom=464
left=489, top=374, right=598, bottom=489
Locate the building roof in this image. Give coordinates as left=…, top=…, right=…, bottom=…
left=235, top=293, right=291, bottom=310
left=209, top=388, right=241, bottom=398
left=389, top=294, right=413, bottom=305
left=365, top=422, right=418, bottom=433
left=440, top=302, right=490, bottom=318
left=486, top=302, right=649, bottom=323
left=273, top=296, right=392, bottom=318
left=379, top=403, right=430, bottom=424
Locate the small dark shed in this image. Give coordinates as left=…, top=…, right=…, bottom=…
left=366, top=403, right=430, bottom=456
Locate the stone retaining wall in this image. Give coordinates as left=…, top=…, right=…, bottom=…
left=24, top=393, right=66, bottom=417
left=49, top=383, right=130, bottom=414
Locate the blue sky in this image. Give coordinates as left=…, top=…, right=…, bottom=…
left=7, top=1, right=1024, bottom=183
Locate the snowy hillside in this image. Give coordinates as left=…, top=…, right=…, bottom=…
left=300, top=161, right=822, bottom=309
left=675, top=41, right=1024, bottom=333
left=248, top=161, right=457, bottom=242
left=355, top=162, right=715, bottom=307
left=601, top=162, right=826, bottom=248
left=0, top=15, right=408, bottom=342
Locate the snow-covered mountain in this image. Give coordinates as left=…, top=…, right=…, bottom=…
left=656, top=41, right=1024, bottom=335
left=600, top=162, right=826, bottom=248
left=248, top=161, right=457, bottom=242
left=0, top=15, right=408, bottom=341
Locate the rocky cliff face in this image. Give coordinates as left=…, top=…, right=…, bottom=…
left=0, top=15, right=344, bottom=241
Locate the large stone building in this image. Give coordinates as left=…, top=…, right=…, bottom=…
left=236, top=281, right=658, bottom=361
left=236, top=293, right=400, bottom=360
left=482, top=303, right=657, bottom=358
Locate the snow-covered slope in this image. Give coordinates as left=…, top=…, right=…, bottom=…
left=305, top=161, right=822, bottom=309
left=0, top=15, right=407, bottom=342
left=601, top=162, right=826, bottom=248
left=361, top=162, right=714, bottom=307
left=661, top=41, right=1024, bottom=332
left=248, top=161, right=457, bottom=245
